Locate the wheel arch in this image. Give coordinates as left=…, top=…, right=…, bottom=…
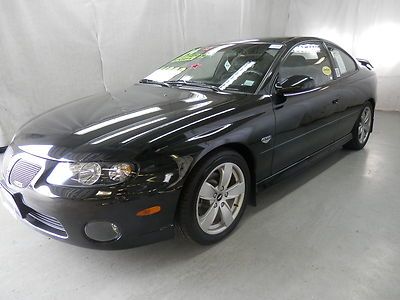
left=223, top=143, right=256, bottom=206
left=186, top=143, right=257, bottom=206
left=367, top=98, right=376, bottom=132
left=368, top=98, right=376, bottom=108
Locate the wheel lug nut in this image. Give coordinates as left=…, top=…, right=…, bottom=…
left=221, top=202, right=225, bottom=207
left=224, top=192, right=228, bottom=197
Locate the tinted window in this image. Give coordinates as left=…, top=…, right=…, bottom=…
left=279, top=42, right=333, bottom=88
left=145, top=43, right=282, bottom=93
left=328, top=46, right=357, bottom=77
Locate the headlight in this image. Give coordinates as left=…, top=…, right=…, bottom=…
left=108, top=163, right=134, bottom=183
left=47, top=162, right=138, bottom=187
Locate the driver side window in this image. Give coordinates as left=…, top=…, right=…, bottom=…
left=279, top=42, right=333, bottom=90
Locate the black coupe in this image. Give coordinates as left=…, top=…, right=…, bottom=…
left=0, top=37, right=376, bottom=249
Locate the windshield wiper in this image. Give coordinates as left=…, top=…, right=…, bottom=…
left=139, top=78, right=170, bottom=88
left=165, top=80, right=221, bottom=92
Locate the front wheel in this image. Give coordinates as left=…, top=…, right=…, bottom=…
left=177, top=149, right=250, bottom=245
left=344, top=102, right=374, bottom=150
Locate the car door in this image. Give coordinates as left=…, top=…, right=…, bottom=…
left=270, top=41, right=340, bottom=173
left=326, top=43, right=364, bottom=141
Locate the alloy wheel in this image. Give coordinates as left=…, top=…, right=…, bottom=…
left=196, top=162, right=245, bottom=235
left=358, top=106, right=372, bottom=144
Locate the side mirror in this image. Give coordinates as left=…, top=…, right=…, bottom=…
left=275, top=75, right=316, bottom=95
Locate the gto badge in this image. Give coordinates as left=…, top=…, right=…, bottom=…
left=261, top=135, right=272, bottom=144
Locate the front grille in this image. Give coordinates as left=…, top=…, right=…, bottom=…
left=26, top=211, right=68, bottom=238
left=9, top=160, right=41, bottom=188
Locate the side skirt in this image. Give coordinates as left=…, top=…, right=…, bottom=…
left=255, top=133, right=353, bottom=195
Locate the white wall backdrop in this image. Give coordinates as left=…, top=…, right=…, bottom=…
left=284, top=0, right=400, bottom=114
left=0, top=0, right=399, bottom=144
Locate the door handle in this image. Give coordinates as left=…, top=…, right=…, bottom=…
left=332, top=99, right=340, bottom=104
left=274, top=103, right=285, bottom=110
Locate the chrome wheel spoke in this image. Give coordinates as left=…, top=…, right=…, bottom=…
left=361, top=112, right=366, bottom=122
left=199, top=182, right=217, bottom=201
left=219, top=163, right=233, bottom=190
left=220, top=202, right=234, bottom=227
left=199, top=205, right=218, bottom=231
left=358, top=126, right=363, bottom=140
left=226, top=182, right=245, bottom=198
left=364, top=122, right=371, bottom=132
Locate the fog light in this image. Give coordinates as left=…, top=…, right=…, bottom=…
left=84, top=221, right=121, bottom=242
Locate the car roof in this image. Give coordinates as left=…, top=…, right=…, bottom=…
left=210, top=36, right=327, bottom=47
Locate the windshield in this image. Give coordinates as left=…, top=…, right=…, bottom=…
left=144, top=42, right=282, bottom=93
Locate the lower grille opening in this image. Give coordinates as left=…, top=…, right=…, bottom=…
left=1, top=183, right=68, bottom=239
left=25, top=210, right=68, bottom=239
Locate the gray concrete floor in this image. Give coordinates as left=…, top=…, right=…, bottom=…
left=1, top=111, right=400, bottom=300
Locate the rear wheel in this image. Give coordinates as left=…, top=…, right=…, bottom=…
left=344, top=102, right=373, bottom=150
left=177, top=150, right=250, bottom=244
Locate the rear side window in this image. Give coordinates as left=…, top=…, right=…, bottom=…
left=328, top=46, right=357, bottom=77
left=279, top=42, right=333, bottom=87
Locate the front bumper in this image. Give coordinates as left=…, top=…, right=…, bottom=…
left=0, top=178, right=179, bottom=250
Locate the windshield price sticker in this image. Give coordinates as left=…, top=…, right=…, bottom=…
left=269, top=44, right=283, bottom=49
left=173, top=48, right=206, bottom=62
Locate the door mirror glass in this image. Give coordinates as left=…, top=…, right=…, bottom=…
left=275, top=75, right=316, bottom=95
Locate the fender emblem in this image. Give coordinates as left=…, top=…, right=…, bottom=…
left=261, top=135, right=272, bottom=144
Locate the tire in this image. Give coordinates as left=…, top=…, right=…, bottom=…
left=344, top=102, right=374, bottom=150
left=177, top=149, right=250, bottom=245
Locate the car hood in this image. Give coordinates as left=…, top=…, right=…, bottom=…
left=14, top=84, right=246, bottom=161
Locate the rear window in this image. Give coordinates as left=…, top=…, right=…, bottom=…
left=328, top=45, right=357, bottom=77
